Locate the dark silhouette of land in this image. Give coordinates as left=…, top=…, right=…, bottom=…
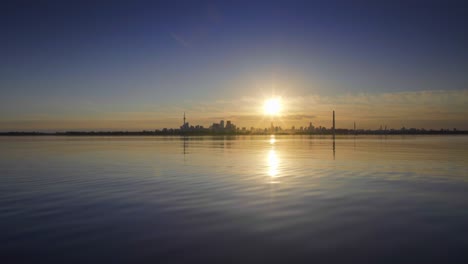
left=1, top=128, right=466, bottom=136
left=2, top=111, right=466, bottom=136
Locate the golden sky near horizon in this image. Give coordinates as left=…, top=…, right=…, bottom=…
left=2, top=90, right=467, bottom=131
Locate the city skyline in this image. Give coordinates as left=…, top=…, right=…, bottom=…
left=2, top=109, right=466, bottom=135
left=1, top=1, right=467, bottom=131
left=1, top=90, right=468, bottom=132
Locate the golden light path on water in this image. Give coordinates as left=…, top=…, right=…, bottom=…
left=269, top=135, right=276, bottom=145
left=267, top=135, right=280, bottom=183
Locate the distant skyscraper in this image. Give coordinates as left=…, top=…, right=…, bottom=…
left=220, top=120, right=225, bottom=129
left=181, top=112, right=189, bottom=130
left=333, top=110, right=335, bottom=135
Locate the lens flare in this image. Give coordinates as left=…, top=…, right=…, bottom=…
left=264, top=98, right=281, bottom=115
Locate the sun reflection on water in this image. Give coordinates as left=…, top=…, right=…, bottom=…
left=268, top=149, right=279, bottom=178
left=267, top=135, right=281, bottom=183
left=269, top=135, right=276, bottom=145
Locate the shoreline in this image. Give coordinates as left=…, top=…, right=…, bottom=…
left=1, top=131, right=467, bottom=136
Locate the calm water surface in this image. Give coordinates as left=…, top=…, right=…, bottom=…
left=1, top=135, right=468, bottom=263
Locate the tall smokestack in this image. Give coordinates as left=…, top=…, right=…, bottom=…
left=333, top=110, right=335, bottom=135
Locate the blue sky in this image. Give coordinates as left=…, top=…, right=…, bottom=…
left=1, top=0, right=467, bottom=130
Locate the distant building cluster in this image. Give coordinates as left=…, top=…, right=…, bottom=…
left=180, top=112, right=206, bottom=132
left=210, top=120, right=236, bottom=132
left=179, top=113, right=237, bottom=133
left=141, top=111, right=467, bottom=136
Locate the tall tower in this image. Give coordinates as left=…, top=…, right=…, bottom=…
left=183, top=112, right=186, bottom=125
left=333, top=110, right=335, bottom=135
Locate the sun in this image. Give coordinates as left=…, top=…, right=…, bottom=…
left=264, top=98, right=282, bottom=115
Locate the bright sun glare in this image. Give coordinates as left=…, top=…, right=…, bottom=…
left=264, top=98, right=282, bottom=115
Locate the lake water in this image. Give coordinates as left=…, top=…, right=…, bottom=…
left=1, top=135, right=468, bottom=263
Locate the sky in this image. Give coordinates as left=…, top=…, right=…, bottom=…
left=1, top=0, right=467, bottom=131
